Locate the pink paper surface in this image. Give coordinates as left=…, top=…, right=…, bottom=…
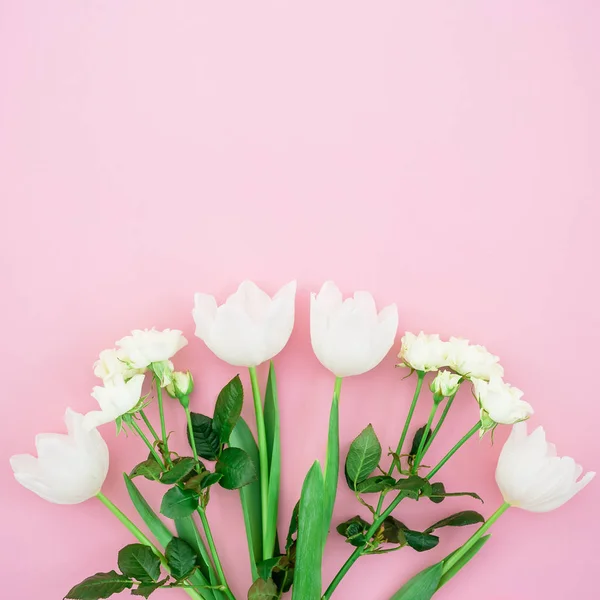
left=1, top=2, right=599, bottom=599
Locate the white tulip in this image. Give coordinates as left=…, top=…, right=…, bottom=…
left=10, top=408, right=109, bottom=504
left=93, top=348, right=144, bottom=383
left=398, top=332, right=448, bottom=372
left=310, top=281, right=398, bottom=377
left=472, top=377, right=533, bottom=425
left=446, top=337, right=504, bottom=381
left=116, top=328, right=187, bottom=369
left=430, top=370, right=462, bottom=397
left=496, top=421, right=595, bottom=512
left=83, top=373, right=146, bottom=430
left=193, top=280, right=297, bottom=367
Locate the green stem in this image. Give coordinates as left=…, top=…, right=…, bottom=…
left=97, top=493, right=205, bottom=600
left=124, top=415, right=164, bottom=467
left=323, top=418, right=480, bottom=599
left=412, top=401, right=438, bottom=473
left=154, top=375, right=172, bottom=465
left=248, top=366, right=271, bottom=559
left=197, top=508, right=236, bottom=600
left=375, top=371, right=425, bottom=515
left=422, top=392, right=457, bottom=455
left=139, top=409, right=161, bottom=443
left=185, top=406, right=199, bottom=462
left=442, top=502, right=510, bottom=574
left=427, top=421, right=480, bottom=480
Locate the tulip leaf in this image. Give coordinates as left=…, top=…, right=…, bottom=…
left=117, top=544, right=161, bottom=583
left=403, top=529, right=440, bottom=552
left=425, top=510, right=485, bottom=534
left=123, top=474, right=174, bottom=548
left=264, top=362, right=282, bottom=558
left=356, top=475, right=396, bottom=494
left=64, top=570, right=133, bottom=599
left=165, top=537, right=198, bottom=580
left=215, top=446, right=258, bottom=490
left=212, top=375, right=244, bottom=444
left=160, top=487, right=200, bottom=519
left=188, top=412, right=221, bottom=461
left=292, top=461, right=324, bottom=600
left=160, top=457, right=198, bottom=485
left=248, top=578, right=278, bottom=600
left=345, top=424, right=382, bottom=489
left=438, top=534, right=491, bottom=588
left=323, top=385, right=340, bottom=547
left=229, top=418, right=262, bottom=579
left=130, top=458, right=163, bottom=482
left=389, top=563, right=443, bottom=600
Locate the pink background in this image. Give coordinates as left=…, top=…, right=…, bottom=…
left=1, top=2, right=599, bottom=599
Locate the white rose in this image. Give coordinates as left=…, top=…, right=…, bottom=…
left=496, top=422, right=595, bottom=512
left=116, top=329, right=187, bottom=369
left=310, top=281, right=398, bottom=377
left=83, top=373, right=146, bottom=430
left=93, top=348, right=144, bottom=383
left=446, top=337, right=504, bottom=381
left=193, top=280, right=296, bottom=367
left=472, top=377, right=533, bottom=425
left=430, top=370, right=462, bottom=397
left=398, top=332, right=448, bottom=372
left=10, top=409, right=109, bottom=504
left=166, top=371, right=194, bottom=400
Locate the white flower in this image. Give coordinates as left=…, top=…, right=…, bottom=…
left=10, top=408, right=109, bottom=504
left=398, top=332, right=448, bottom=372
left=310, top=281, right=398, bottom=377
left=496, top=421, right=595, bottom=512
left=193, top=280, right=297, bottom=367
left=93, top=348, right=144, bottom=383
left=83, top=374, right=146, bottom=430
left=166, top=371, right=194, bottom=400
left=472, top=377, right=533, bottom=425
left=116, top=329, right=187, bottom=369
left=446, top=337, right=504, bottom=381
left=430, top=370, right=462, bottom=397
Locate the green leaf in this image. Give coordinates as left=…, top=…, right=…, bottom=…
left=117, top=544, right=161, bottom=583
left=165, top=537, right=198, bottom=580
left=336, top=515, right=370, bottom=547
left=345, top=424, right=382, bottom=489
left=160, top=457, right=198, bottom=485
left=356, top=475, right=396, bottom=494
left=427, top=482, right=446, bottom=503
left=264, top=362, right=281, bottom=558
left=130, top=458, right=163, bottom=482
left=409, top=426, right=432, bottom=465
left=174, top=518, right=212, bottom=582
left=200, top=472, right=223, bottom=489
left=382, top=516, right=407, bottom=545
left=425, top=510, right=485, bottom=534
left=123, top=474, right=174, bottom=548
left=286, top=502, right=299, bottom=550
left=292, top=461, right=324, bottom=600
left=394, top=475, right=428, bottom=498
left=131, top=580, right=166, bottom=598
left=188, top=413, right=221, bottom=460
left=248, top=578, right=278, bottom=600
left=438, top=534, right=491, bottom=588
left=215, top=447, right=258, bottom=490
left=390, top=563, right=443, bottom=600
left=213, top=374, right=244, bottom=444
left=323, top=383, right=340, bottom=547
left=403, top=530, right=439, bottom=552
left=64, top=571, right=133, bottom=599
left=229, top=418, right=262, bottom=579
left=160, top=486, right=200, bottom=519
left=256, top=556, right=282, bottom=581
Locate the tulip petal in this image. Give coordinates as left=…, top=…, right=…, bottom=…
left=192, top=293, right=218, bottom=341
left=315, top=281, right=343, bottom=313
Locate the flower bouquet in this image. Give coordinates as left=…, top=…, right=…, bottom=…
left=10, top=281, right=594, bottom=600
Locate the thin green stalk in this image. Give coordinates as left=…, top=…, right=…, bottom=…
left=185, top=406, right=199, bottom=462
left=97, top=493, right=205, bottom=600
left=139, top=409, right=161, bottom=443
left=198, top=508, right=236, bottom=600
left=124, top=415, right=164, bottom=467
left=442, top=502, right=510, bottom=574
left=154, top=375, right=172, bottom=462
left=323, top=418, right=481, bottom=599
left=412, top=401, right=438, bottom=473
left=248, top=366, right=271, bottom=559
left=422, top=392, right=457, bottom=455
left=427, top=421, right=480, bottom=480
left=375, top=371, right=425, bottom=515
